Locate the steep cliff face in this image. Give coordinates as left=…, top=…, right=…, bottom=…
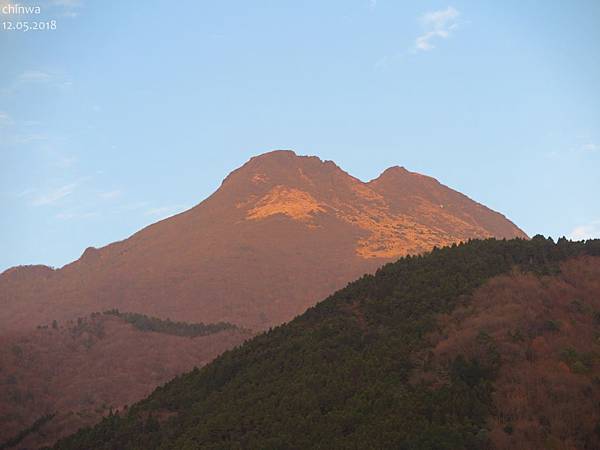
left=0, top=150, right=526, bottom=332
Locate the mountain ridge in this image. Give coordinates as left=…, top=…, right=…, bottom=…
left=0, top=150, right=526, bottom=333
left=0, top=150, right=530, bottom=448
left=1, top=150, right=525, bottom=274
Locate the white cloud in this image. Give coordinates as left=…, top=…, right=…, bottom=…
left=18, top=70, right=53, bottom=83
left=51, top=0, right=81, bottom=5
left=13, top=133, right=49, bottom=144
left=414, top=6, right=460, bottom=52
left=563, top=141, right=600, bottom=155
left=422, top=6, right=460, bottom=29
left=58, top=155, right=78, bottom=168
left=17, top=188, right=35, bottom=198
left=145, top=205, right=189, bottom=220
left=48, top=0, right=82, bottom=17
left=32, top=182, right=78, bottom=206
left=56, top=211, right=99, bottom=220
left=2, top=70, right=71, bottom=95
left=119, top=201, right=149, bottom=211
left=99, top=190, right=121, bottom=200
left=569, top=220, right=600, bottom=240
left=0, top=111, right=12, bottom=126
left=582, top=143, right=598, bottom=152
left=22, top=120, right=42, bottom=127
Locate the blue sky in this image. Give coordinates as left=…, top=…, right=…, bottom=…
left=1, top=0, right=599, bottom=272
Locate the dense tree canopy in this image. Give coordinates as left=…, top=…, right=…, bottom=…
left=51, top=237, right=600, bottom=450
left=101, top=310, right=239, bottom=337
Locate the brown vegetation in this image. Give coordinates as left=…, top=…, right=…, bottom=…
left=0, top=314, right=250, bottom=448
left=428, top=256, right=600, bottom=450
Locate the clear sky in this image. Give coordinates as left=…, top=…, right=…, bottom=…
left=1, top=0, right=599, bottom=272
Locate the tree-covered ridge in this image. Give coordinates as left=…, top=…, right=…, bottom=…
left=102, top=310, right=240, bottom=337
left=52, top=237, right=600, bottom=450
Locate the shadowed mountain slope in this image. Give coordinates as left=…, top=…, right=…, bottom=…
left=0, top=150, right=526, bottom=333
left=0, top=313, right=251, bottom=449
left=51, top=237, right=600, bottom=450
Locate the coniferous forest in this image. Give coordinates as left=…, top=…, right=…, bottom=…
left=101, top=310, right=239, bottom=337
left=50, top=237, right=600, bottom=450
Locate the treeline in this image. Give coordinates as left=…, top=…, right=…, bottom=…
left=52, top=237, right=600, bottom=450
left=101, top=310, right=239, bottom=337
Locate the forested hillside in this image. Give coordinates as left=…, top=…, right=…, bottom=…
left=52, top=237, right=600, bottom=450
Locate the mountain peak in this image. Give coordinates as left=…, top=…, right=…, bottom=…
left=370, top=165, right=436, bottom=185
left=219, top=150, right=345, bottom=191
left=0, top=264, right=55, bottom=280
left=249, top=149, right=300, bottom=161
left=380, top=165, right=409, bottom=174
left=244, top=149, right=340, bottom=171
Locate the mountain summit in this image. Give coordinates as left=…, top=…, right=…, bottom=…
left=0, top=150, right=526, bottom=332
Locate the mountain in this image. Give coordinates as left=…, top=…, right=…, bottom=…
left=0, top=150, right=526, bottom=333
left=50, top=237, right=600, bottom=450
left=0, top=313, right=251, bottom=449
left=0, top=150, right=527, bottom=448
